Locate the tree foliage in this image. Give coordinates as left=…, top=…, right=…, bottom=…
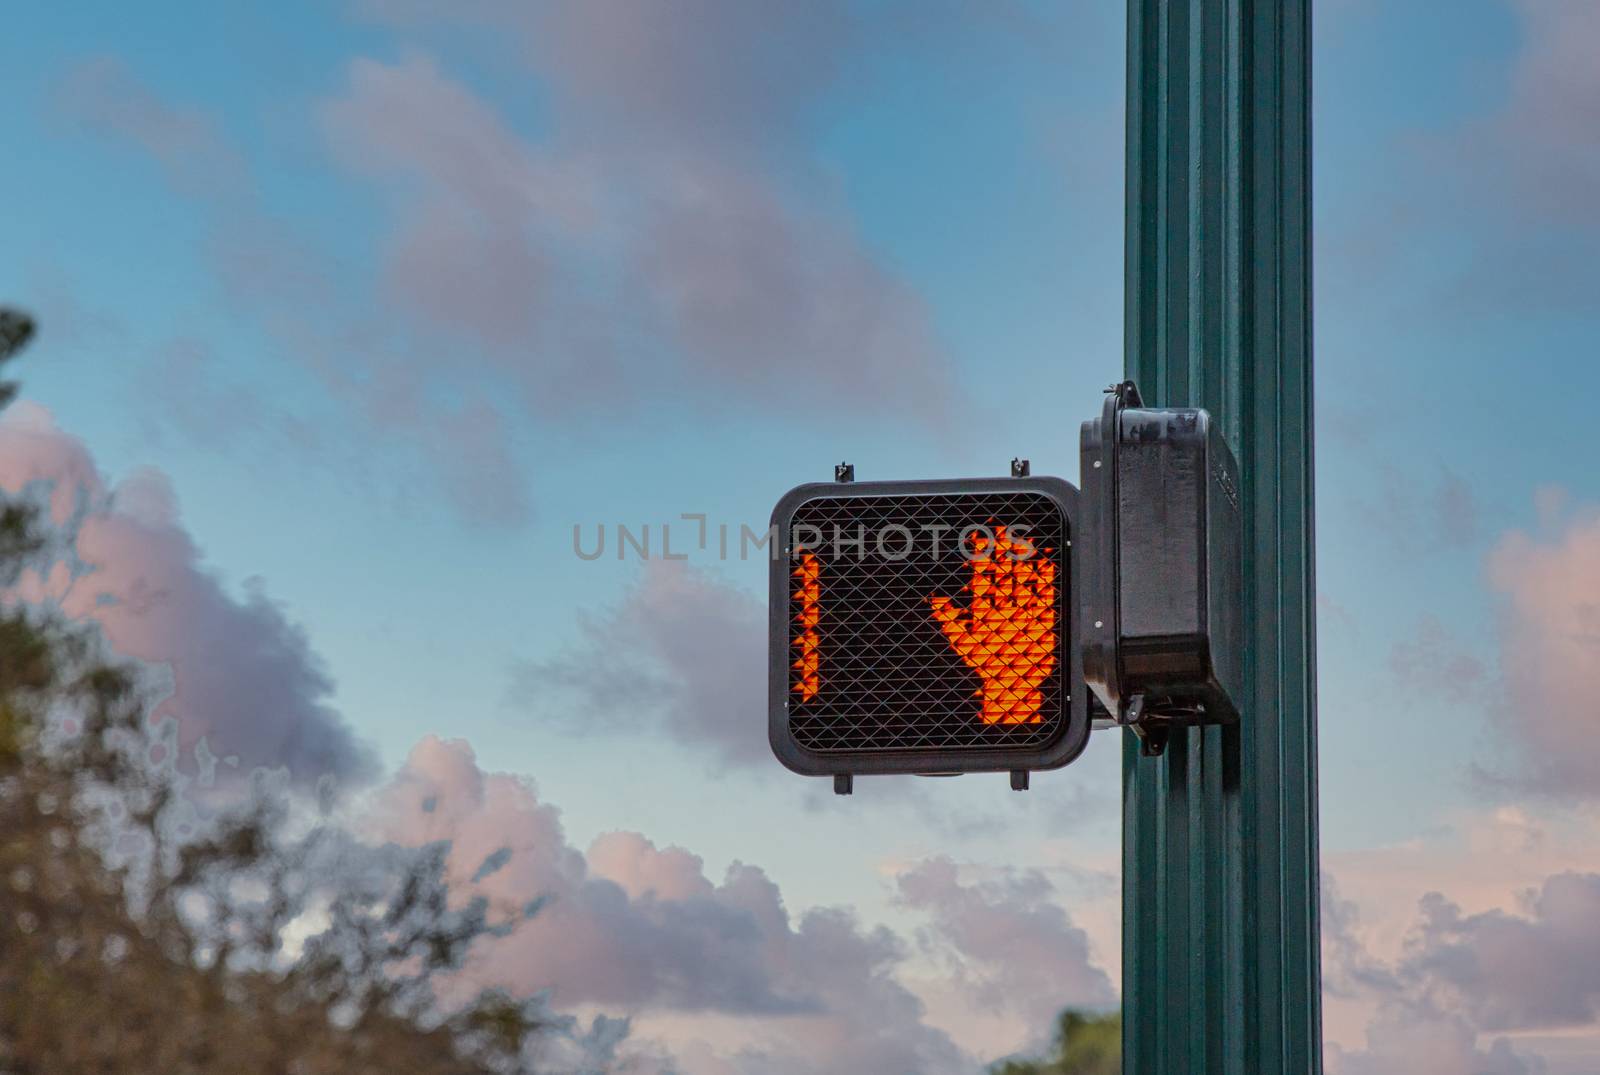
left=0, top=308, right=33, bottom=410
left=990, top=1010, right=1121, bottom=1075
left=0, top=311, right=625, bottom=1074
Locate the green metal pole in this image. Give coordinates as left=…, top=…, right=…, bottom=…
left=1121, top=1, right=1320, bottom=1073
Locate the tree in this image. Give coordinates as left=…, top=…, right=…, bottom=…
left=0, top=311, right=624, bottom=1074
left=990, top=1010, right=1121, bottom=1075
left=0, top=308, right=33, bottom=410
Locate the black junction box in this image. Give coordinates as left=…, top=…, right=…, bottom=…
left=1079, top=382, right=1243, bottom=753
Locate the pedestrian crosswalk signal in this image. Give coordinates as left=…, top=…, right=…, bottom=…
left=768, top=474, right=1090, bottom=789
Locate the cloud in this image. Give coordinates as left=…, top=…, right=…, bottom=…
left=1437, top=0, right=1600, bottom=314
left=1403, top=872, right=1600, bottom=1033
left=61, top=33, right=959, bottom=523
left=894, top=856, right=1115, bottom=1038
left=1320, top=867, right=1553, bottom=1075
left=526, top=1, right=850, bottom=149
left=1320, top=843, right=1600, bottom=1073
left=55, top=57, right=249, bottom=198
left=365, top=735, right=810, bottom=1015
left=1321, top=0, right=1600, bottom=317
left=1363, top=464, right=1481, bottom=556
left=318, top=54, right=589, bottom=366
left=319, top=52, right=956, bottom=419
left=1320, top=805, right=1595, bottom=970
left=1320, top=875, right=1400, bottom=1003
left=430, top=398, right=532, bottom=527
left=1483, top=507, right=1600, bottom=798
left=55, top=58, right=537, bottom=530
left=0, top=403, right=374, bottom=788
left=632, top=153, right=950, bottom=411
left=12, top=264, right=123, bottom=355
left=1327, top=1007, right=1543, bottom=1075
left=365, top=735, right=977, bottom=1075
left=358, top=0, right=853, bottom=151
left=1483, top=0, right=1600, bottom=230
left=1387, top=616, right=1487, bottom=704
left=508, top=560, right=766, bottom=768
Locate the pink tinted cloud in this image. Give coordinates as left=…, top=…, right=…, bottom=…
left=1495, top=0, right=1600, bottom=226
left=631, top=151, right=949, bottom=409
left=365, top=735, right=978, bottom=1074
left=0, top=402, right=102, bottom=527
left=1321, top=862, right=1600, bottom=1074
left=0, top=404, right=373, bottom=787
left=1327, top=1006, right=1538, bottom=1075
left=1321, top=801, right=1600, bottom=1072
left=1320, top=874, right=1523, bottom=1075
left=1405, top=872, right=1600, bottom=1033
left=587, top=831, right=716, bottom=903
left=320, top=54, right=591, bottom=357
left=1485, top=508, right=1600, bottom=798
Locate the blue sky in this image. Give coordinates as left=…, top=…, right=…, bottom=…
left=3, top=1, right=1599, bottom=1071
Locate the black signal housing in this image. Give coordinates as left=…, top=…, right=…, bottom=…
left=767, top=475, right=1090, bottom=786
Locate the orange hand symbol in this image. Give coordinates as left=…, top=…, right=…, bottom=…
left=929, top=526, right=1057, bottom=724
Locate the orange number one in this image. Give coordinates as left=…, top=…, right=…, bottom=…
left=792, top=552, right=821, bottom=701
